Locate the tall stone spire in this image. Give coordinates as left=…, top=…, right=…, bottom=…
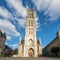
left=18, top=7, right=42, bottom=57
left=24, top=7, right=38, bottom=57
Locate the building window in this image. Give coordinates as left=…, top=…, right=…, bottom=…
left=28, top=13, right=31, bottom=18
left=32, top=12, right=34, bottom=18
left=30, top=13, right=31, bottom=18
left=29, top=20, right=30, bottom=26
left=31, top=21, right=33, bottom=26
left=29, top=12, right=32, bottom=18
left=28, top=39, right=34, bottom=46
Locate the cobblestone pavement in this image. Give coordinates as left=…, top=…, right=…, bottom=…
left=0, top=57, right=60, bottom=60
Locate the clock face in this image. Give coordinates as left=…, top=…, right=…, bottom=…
left=28, top=39, right=33, bottom=46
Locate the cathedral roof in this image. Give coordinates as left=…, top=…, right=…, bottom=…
left=43, top=31, right=60, bottom=49
left=20, top=40, right=40, bottom=44
left=43, top=36, right=58, bottom=49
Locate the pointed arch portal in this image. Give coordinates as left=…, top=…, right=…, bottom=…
left=28, top=48, right=34, bottom=57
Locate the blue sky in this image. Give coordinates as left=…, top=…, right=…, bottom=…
left=0, top=0, right=60, bottom=49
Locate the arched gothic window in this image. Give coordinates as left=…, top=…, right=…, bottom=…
left=28, top=39, right=34, bottom=46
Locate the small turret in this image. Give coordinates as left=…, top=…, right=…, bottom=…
left=56, top=31, right=60, bottom=39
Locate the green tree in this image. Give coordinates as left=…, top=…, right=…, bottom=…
left=13, top=48, right=18, bottom=55
left=50, top=46, right=59, bottom=56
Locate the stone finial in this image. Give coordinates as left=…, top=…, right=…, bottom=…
left=39, top=37, right=42, bottom=45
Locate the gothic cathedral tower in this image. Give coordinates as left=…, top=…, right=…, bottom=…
left=18, top=8, right=42, bottom=57
left=24, top=8, right=38, bottom=57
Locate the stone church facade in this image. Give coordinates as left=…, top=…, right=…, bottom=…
left=18, top=8, right=42, bottom=57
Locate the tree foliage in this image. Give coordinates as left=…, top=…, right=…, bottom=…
left=50, top=46, right=59, bottom=56
left=13, top=48, right=18, bottom=55
left=51, top=46, right=59, bottom=53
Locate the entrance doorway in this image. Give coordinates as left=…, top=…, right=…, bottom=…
left=28, top=48, right=34, bottom=57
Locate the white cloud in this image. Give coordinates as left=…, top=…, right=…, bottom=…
left=10, top=44, right=18, bottom=49
left=15, top=17, right=26, bottom=28
left=7, top=35, right=11, bottom=40
left=5, top=0, right=26, bottom=17
left=44, top=0, right=60, bottom=21
left=32, top=0, right=60, bottom=21
left=0, top=6, right=21, bottom=40
left=0, top=6, right=26, bottom=29
left=35, top=12, right=42, bottom=31
left=3, top=0, right=41, bottom=30
left=5, top=0, right=27, bottom=28
left=18, top=19, right=26, bottom=28
left=5, top=43, right=18, bottom=49
left=0, top=6, right=12, bottom=19
left=32, top=0, right=52, bottom=11
left=35, top=16, right=41, bottom=29
left=5, top=42, right=8, bottom=45
left=0, top=19, right=20, bottom=38
left=12, top=44, right=18, bottom=47
left=0, top=0, right=42, bottom=36
left=14, top=11, right=41, bottom=30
